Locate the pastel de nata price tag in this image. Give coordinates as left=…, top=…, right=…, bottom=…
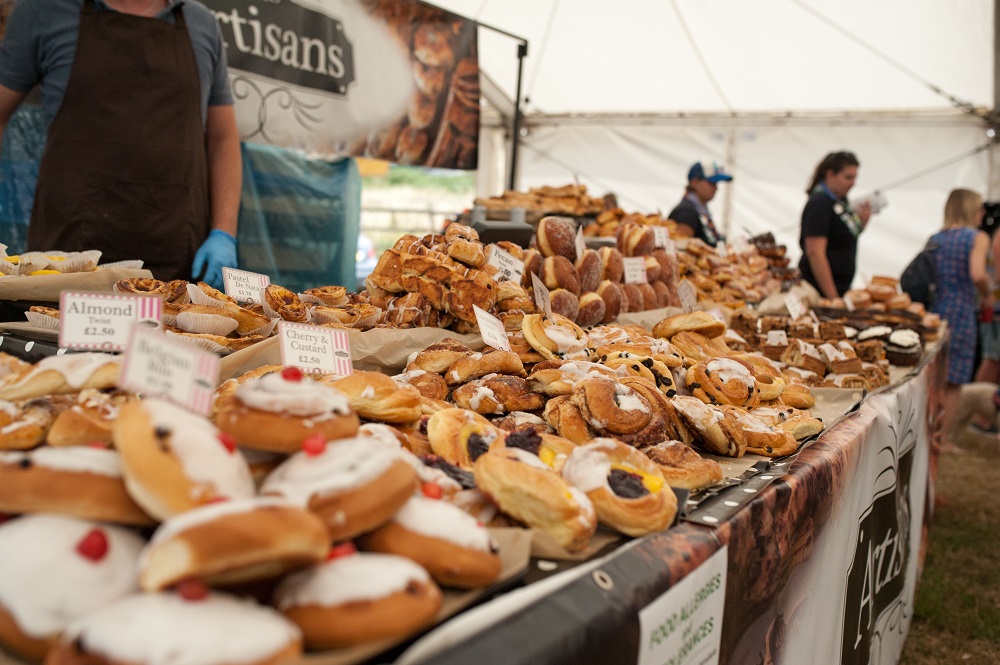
left=59, top=291, right=162, bottom=351
left=486, top=245, right=525, bottom=284
left=784, top=292, right=807, bottom=320
left=530, top=272, right=553, bottom=318
left=653, top=226, right=670, bottom=249
left=473, top=305, right=512, bottom=352
left=637, top=546, right=727, bottom=665
left=278, top=322, right=353, bottom=376
left=623, top=257, right=648, bottom=284
left=118, top=324, right=218, bottom=416
left=575, top=226, right=586, bottom=261
left=222, top=267, right=270, bottom=304
left=677, top=280, right=697, bottom=313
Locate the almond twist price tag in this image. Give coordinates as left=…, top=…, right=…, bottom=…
left=486, top=245, right=525, bottom=284
left=222, top=267, right=270, bottom=304
left=473, top=305, right=511, bottom=352
left=531, top=272, right=553, bottom=318
left=119, top=324, right=218, bottom=416
left=623, top=257, right=648, bottom=284
left=60, top=291, right=162, bottom=351
left=677, top=280, right=697, bottom=313
left=278, top=322, right=352, bottom=376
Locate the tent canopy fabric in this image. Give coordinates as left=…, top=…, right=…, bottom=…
left=433, top=0, right=995, bottom=285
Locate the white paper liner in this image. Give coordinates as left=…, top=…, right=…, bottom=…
left=166, top=331, right=230, bottom=355
left=16, top=252, right=52, bottom=275
left=99, top=259, right=144, bottom=270
left=24, top=311, right=60, bottom=330
left=355, top=307, right=382, bottom=329
left=0, top=259, right=18, bottom=275
left=298, top=292, right=325, bottom=305
left=175, top=311, right=239, bottom=336
left=161, top=310, right=178, bottom=328
left=260, top=297, right=310, bottom=323
left=55, top=250, right=102, bottom=273
left=308, top=306, right=347, bottom=325
left=240, top=317, right=279, bottom=338
left=185, top=282, right=231, bottom=308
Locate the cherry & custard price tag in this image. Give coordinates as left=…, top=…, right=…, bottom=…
left=278, top=322, right=352, bottom=376
left=784, top=292, right=807, bottom=320
left=677, top=280, right=697, bottom=313
left=486, top=245, right=525, bottom=284
left=531, top=272, right=553, bottom=318
left=119, top=324, right=218, bottom=416
left=474, top=305, right=512, bottom=352
left=60, top=291, right=162, bottom=351
left=623, top=257, right=648, bottom=284
left=222, top=267, right=270, bottom=304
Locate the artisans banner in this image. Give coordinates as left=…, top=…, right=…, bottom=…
left=203, top=0, right=480, bottom=169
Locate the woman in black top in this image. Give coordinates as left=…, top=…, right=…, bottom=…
left=798, top=151, right=872, bottom=298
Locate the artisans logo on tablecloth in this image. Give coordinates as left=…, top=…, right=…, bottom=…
left=210, top=1, right=355, bottom=96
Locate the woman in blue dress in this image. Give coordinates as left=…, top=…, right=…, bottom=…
left=931, top=188, right=992, bottom=444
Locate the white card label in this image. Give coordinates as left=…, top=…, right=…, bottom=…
left=638, top=546, right=727, bottom=665
left=60, top=291, right=162, bottom=351
left=653, top=226, right=670, bottom=249
left=222, top=267, right=270, bottom=304
left=708, top=308, right=726, bottom=323
left=716, top=241, right=729, bottom=258
left=662, top=237, right=677, bottom=256
left=119, top=324, right=218, bottom=415
left=531, top=272, right=553, bottom=318
left=844, top=294, right=856, bottom=312
left=677, top=280, right=697, bottom=313
left=278, top=322, right=352, bottom=376
left=623, top=257, right=648, bottom=284
left=766, top=330, right=788, bottom=346
left=784, top=293, right=807, bottom=320
left=575, top=226, right=586, bottom=262
left=486, top=246, right=525, bottom=284
left=474, top=305, right=512, bottom=352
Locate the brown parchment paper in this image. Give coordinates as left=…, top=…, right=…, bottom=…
left=0, top=321, right=58, bottom=342
left=529, top=526, right=623, bottom=562
left=0, top=269, right=153, bottom=302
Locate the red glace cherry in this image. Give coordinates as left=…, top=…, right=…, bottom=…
left=327, top=542, right=357, bottom=560
left=176, top=578, right=209, bottom=601
left=0, top=513, right=12, bottom=526
left=76, top=528, right=109, bottom=562
left=217, top=432, right=237, bottom=454
left=421, top=482, right=443, bottom=500
left=302, top=433, right=327, bottom=456
left=281, top=366, right=304, bottom=382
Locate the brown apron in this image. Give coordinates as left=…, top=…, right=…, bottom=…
left=28, top=0, right=210, bottom=281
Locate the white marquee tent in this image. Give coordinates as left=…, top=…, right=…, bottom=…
left=433, top=0, right=996, bottom=285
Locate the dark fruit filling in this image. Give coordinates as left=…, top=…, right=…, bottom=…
left=505, top=429, right=542, bottom=456
left=467, top=433, right=490, bottom=461
left=422, top=455, right=476, bottom=489
left=608, top=468, right=649, bottom=498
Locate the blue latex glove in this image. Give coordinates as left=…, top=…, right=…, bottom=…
left=192, top=229, right=237, bottom=290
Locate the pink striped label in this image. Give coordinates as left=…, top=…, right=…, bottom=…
left=278, top=321, right=352, bottom=377
left=119, top=324, right=219, bottom=416
left=59, top=291, right=162, bottom=351
left=222, top=267, right=271, bottom=304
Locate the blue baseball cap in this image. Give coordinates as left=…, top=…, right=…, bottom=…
left=688, top=161, right=733, bottom=184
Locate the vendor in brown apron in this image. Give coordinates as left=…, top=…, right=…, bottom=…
left=27, top=0, right=210, bottom=281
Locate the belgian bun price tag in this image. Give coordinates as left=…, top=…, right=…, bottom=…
left=623, top=257, right=648, bottom=284
left=486, top=245, right=525, bottom=284
left=59, top=291, right=162, bottom=351
left=118, top=324, right=218, bottom=416
left=653, top=226, right=670, bottom=249
left=222, top=267, right=270, bottom=304
left=278, top=322, right=352, bottom=376
left=575, top=227, right=586, bottom=261
left=530, top=272, right=553, bottom=318
left=473, top=305, right=511, bottom=352
left=784, top=292, right=807, bottom=320
left=677, top=280, right=697, bottom=313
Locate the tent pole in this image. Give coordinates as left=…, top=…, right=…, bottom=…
left=991, top=0, right=1000, bottom=199
left=509, top=42, right=528, bottom=191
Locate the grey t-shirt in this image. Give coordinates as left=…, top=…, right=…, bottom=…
left=0, top=0, right=233, bottom=128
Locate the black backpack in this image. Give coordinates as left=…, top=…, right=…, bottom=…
left=900, top=239, right=938, bottom=308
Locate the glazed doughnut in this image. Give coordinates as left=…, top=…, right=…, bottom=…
left=491, top=411, right=554, bottom=436
left=274, top=549, right=441, bottom=649
left=47, top=592, right=302, bottom=665
left=686, top=358, right=760, bottom=408
left=473, top=446, right=596, bottom=552
left=114, top=399, right=256, bottom=520
left=262, top=285, right=309, bottom=323
left=215, top=371, right=359, bottom=453
left=46, top=389, right=133, bottom=447
left=323, top=371, right=422, bottom=424
left=444, top=349, right=525, bottom=385
left=541, top=255, right=582, bottom=296
left=299, top=285, right=348, bottom=307
left=596, top=280, right=623, bottom=324
left=451, top=374, right=546, bottom=415
left=549, top=288, right=580, bottom=321
left=426, top=407, right=506, bottom=470
left=621, top=283, right=645, bottom=312
left=670, top=395, right=748, bottom=457
left=0, top=397, right=62, bottom=450
left=642, top=440, right=724, bottom=490
left=575, top=249, right=602, bottom=293
left=598, top=246, right=625, bottom=283
left=0, top=447, right=154, bottom=526
left=0, top=353, right=121, bottom=401
left=0, top=515, right=144, bottom=663
left=536, top=216, right=578, bottom=261
left=575, top=292, right=606, bottom=328
left=561, top=438, right=677, bottom=536
left=392, top=368, right=450, bottom=401
left=138, top=497, right=330, bottom=592
left=652, top=311, right=726, bottom=340
left=358, top=493, right=502, bottom=588
left=521, top=313, right=590, bottom=361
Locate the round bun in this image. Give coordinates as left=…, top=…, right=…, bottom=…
left=549, top=288, right=580, bottom=321
left=637, top=283, right=658, bottom=311
left=541, top=255, right=581, bottom=296
left=651, top=280, right=671, bottom=309
left=575, top=292, right=607, bottom=328
left=520, top=249, right=543, bottom=289
left=574, top=249, right=602, bottom=293
left=598, top=247, right=624, bottom=283
left=621, top=283, right=645, bottom=312
left=536, top=216, right=578, bottom=261
left=596, top=281, right=623, bottom=324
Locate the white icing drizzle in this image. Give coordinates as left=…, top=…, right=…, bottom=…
left=706, top=358, right=754, bottom=388
left=392, top=495, right=494, bottom=551
left=504, top=447, right=551, bottom=470
left=888, top=329, right=921, bottom=348
left=818, top=343, right=848, bottom=362
left=9, top=353, right=119, bottom=390
left=545, top=324, right=588, bottom=358
left=0, top=400, right=19, bottom=417
left=392, top=369, right=427, bottom=386
left=615, top=386, right=650, bottom=414
left=62, top=592, right=300, bottom=665
left=504, top=411, right=546, bottom=427
left=275, top=552, right=431, bottom=609
left=567, top=485, right=596, bottom=527
left=1, top=446, right=122, bottom=477
left=235, top=373, right=351, bottom=417
left=357, top=423, right=405, bottom=450
left=672, top=396, right=724, bottom=427
left=0, top=515, right=143, bottom=638
left=360, top=385, right=376, bottom=399
left=731, top=410, right=775, bottom=433
left=469, top=386, right=500, bottom=413
left=396, top=448, right=463, bottom=493
left=561, top=439, right=617, bottom=492
left=857, top=325, right=892, bottom=341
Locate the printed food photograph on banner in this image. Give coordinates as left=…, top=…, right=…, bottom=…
left=355, top=0, right=480, bottom=169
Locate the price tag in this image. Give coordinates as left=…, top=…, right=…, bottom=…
left=677, top=280, right=697, bottom=313
left=278, top=322, right=353, bottom=376
left=766, top=330, right=788, bottom=346
left=653, top=226, right=670, bottom=249
left=119, top=324, right=218, bottom=415
left=716, top=241, right=729, bottom=258
left=662, top=237, right=676, bottom=255
left=530, top=272, right=553, bottom=319
left=784, top=292, right=807, bottom=320
left=708, top=308, right=726, bottom=323
left=623, top=257, right=648, bottom=284
left=844, top=294, right=856, bottom=312
left=60, top=291, right=162, bottom=351
left=222, top=267, right=270, bottom=304
left=486, top=246, right=525, bottom=284
left=473, top=305, right=512, bottom=352
left=575, top=226, right=586, bottom=261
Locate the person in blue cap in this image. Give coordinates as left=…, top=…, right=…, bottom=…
left=668, top=161, right=732, bottom=247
